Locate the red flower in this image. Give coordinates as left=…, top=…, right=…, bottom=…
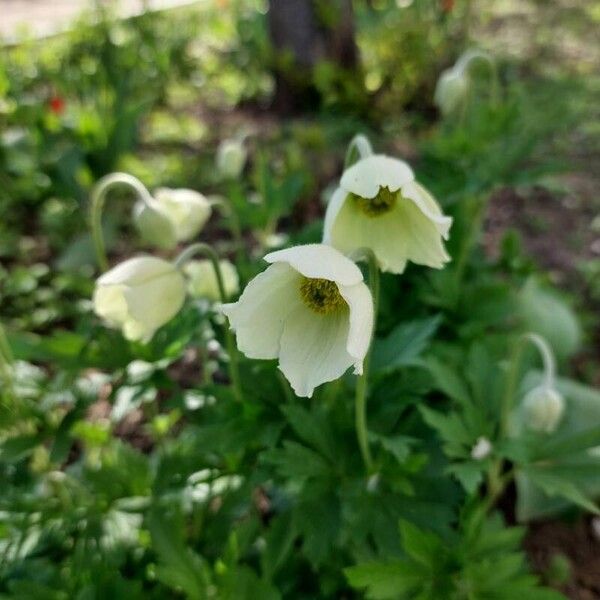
left=441, top=0, right=455, bottom=12
left=49, top=96, right=65, bottom=115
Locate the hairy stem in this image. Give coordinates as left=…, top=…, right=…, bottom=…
left=355, top=250, right=379, bottom=474
left=175, top=243, right=243, bottom=402
left=89, top=172, right=154, bottom=272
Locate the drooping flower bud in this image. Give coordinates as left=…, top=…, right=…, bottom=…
left=93, top=256, right=186, bottom=342
left=184, top=258, right=239, bottom=302
left=434, top=67, right=470, bottom=116
left=216, top=138, right=247, bottom=179
left=132, top=202, right=178, bottom=250
left=523, top=386, right=565, bottom=434
left=133, top=188, right=211, bottom=249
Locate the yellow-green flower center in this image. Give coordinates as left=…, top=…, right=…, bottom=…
left=299, top=277, right=346, bottom=315
left=351, top=185, right=397, bottom=217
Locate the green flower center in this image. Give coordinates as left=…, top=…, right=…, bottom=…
left=299, top=277, right=346, bottom=315
left=351, top=185, right=397, bottom=217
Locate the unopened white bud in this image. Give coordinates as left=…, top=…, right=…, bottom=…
left=471, top=437, right=492, bottom=460
left=216, top=138, right=247, bottom=179
left=434, top=67, right=470, bottom=116
left=523, top=386, right=565, bottom=433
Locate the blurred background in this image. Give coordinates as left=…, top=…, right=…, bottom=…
left=1, top=0, right=599, bottom=597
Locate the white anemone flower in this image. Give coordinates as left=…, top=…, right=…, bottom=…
left=184, top=259, right=239, bottom=302
left=221, top=244, right=374, bottom=398
left=134, top=188, right=211, bottom=249
left=323, top=155, right=452, bottom=274
left=93, top=256, right=186, bottom=342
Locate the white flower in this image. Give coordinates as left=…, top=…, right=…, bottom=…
left=183, top=259, right=239, bottom=302
left=434, top=66, right=470, bottom=116
left=323, top=155, right=452, bottom=274
left=221, top=244, right=374, bottom=398
left=216, top=138, right=247, bottom=179
left=93, top=256, right=186, bottom=342
left=523, top=386, right=565, bottom=433
left=471, top=437, right=492, bottom=460
left=134, top=188, right=211, bottom=249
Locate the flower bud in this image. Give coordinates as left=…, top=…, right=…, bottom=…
left=434, top=67, right=470, bottom=116
left=93, top=256, right=186, bottom=342
left=133, top=188, right=211, bottom=249
left=133, top=202, right=178, bottom=250
left=523, top=386, right=565, bottom=433
left=183, top=259, right=239, bottom=302
left=471, top=437, right=492, bottom=460
left=216, top=138, right=247, bottom=179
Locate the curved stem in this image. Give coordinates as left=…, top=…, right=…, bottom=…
left=345, top=134, right=374, bottom=169
left=354, top=250, right=379, bottom=474
left=524, top=333, right=555, bottom=389
left=89, top=172, right=155, bottom=272
left=487, top=332, right=556, bottom=511
left=210, top=194, right=244, bottom=266
left=175, top=243, right=243, bottom=402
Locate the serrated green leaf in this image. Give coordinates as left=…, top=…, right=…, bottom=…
left=371, top=315, right=442, bottom=374
left=345, top=560, right=421, bottom=599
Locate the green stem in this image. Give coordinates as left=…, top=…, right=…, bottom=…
left=0, top=321, right=15, bottom=401
left=485, top=333, right=555, bottom=511
left=175, top=243, right=243, bottom=402
left=345, top=133, right=373, bottom=169
left=89, top=172, right=155, bottom=272
left=355, top=250, right=380, bottom=474
left=210, top=193, right=245, bottom=269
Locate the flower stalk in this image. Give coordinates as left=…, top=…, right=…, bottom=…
left=354, top=249, right=380, bottom=474
left=175, top=243, right=243, bottom=402
left=344, top=133, right=373, bottom=169
left=0, top=322, right=15, bottom=401
left=90, top=172, right=155, bottom=272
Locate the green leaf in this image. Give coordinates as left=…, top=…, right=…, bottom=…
left=522, top=466, right=599, bottom=514
left=345, top=560, right=421, bottom=599
left=532, top=424, right=600, bottom=461
left=280, top=404, right=336, bottom=462
left=261, top=441, right=331, bottom=480
left=399, top=520, right=442, bottom=567
left=424, top=356, right=470, bottom=405
left=371, top=315, right=442, bottom=374
left=518, top=277, right=581, bottom=361
left=147, top=508, right=211, bottom=600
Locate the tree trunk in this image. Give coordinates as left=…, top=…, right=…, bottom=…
left=268, top=0, right=358, bottom=112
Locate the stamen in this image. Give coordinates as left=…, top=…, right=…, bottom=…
left=351, top=185, right=397, bottom=217
left=299, top=277, right=346, bottom=315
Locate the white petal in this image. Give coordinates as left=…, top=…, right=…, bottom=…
left=278, top=305, right=353, bottom=397
left=221, top=263, right=302, bottom=359
left=133, top=200, right=178, bottom=250
left=93, top=285, right=129, bottom=327
left=401, top=181, right=452, bottom=239
left=340, top=155, right=414, bottom=199
left=122, top=318, right=154, bottom=342
left=395, top=196, right=451, bottom=269
left=123, top=269, right=186, bottom=330
left=337, top=282, right=373, bottom=373
left=329, top=200, right=409, bottom=274
left=154, top=188, right=212, bottom=241
left=264, top=244, right=363, bottom=286
left=97, top=256, right=174, bottom=286
left=323, top=186, right=348, bottom=244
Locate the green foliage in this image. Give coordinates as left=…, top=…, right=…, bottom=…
left=1, top=1, right=597, bottom=598
left=346, top=513, right=564, bottom=600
